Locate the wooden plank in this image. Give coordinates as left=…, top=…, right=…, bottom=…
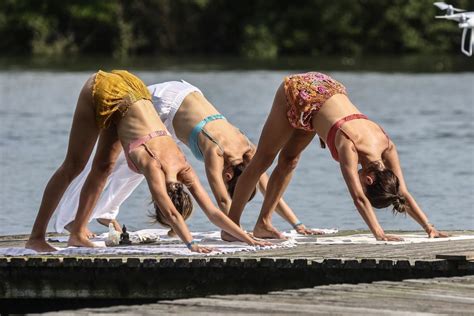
left=39, top=276, right=473, bottom=315
left=436, top=252, right=474, bottom=261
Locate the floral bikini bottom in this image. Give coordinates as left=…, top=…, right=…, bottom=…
left=284, top=72, right=347, bottom=132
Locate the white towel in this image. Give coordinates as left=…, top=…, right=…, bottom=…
left=286, top=231, right=474, bottom=245
left=2, top=229, right=470, bottom=257
left=1, top=229, right=297, bottom=256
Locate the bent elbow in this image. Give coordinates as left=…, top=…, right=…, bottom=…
left=398, top=189, right=410, bottom=198
left=161, top=209, right=181, bottom=226
left=217, top=198, right=232, bottom=213
left=353, top=195, right=370, bottom=209
left=209, top=211, right=221, bottom=222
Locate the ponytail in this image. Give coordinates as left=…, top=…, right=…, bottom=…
left=364, top=162, right=407, bottom=215
left=392, top=194, right=407, bottom=214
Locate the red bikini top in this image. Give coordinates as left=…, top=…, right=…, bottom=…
left=324, top=114, right=389, bottom=162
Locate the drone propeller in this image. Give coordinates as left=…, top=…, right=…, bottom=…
left=433, top=2, right=465, bottom=13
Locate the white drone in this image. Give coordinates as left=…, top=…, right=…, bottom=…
left=434, top=2, right=473, bottom=56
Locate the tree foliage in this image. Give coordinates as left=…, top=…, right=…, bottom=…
left=0, top=0, right=470, bottom=58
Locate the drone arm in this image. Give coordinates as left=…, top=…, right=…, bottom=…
left=461, top=28, right=473, bottom=57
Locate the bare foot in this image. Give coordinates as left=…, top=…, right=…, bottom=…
left=25, top=238, right=57, bottom=252
left=97, top=218, right=122, bottom=233
left=65, top=221, right=96, bottom=238
left=253, top=224, right=287, bottom=239
left=221, top=230, right=241, bottom=242
left=295, top=225, right=326, bottom=235
left=85, top=227, right=96, bottom=238
left=67, top=233, right=97, bottom=248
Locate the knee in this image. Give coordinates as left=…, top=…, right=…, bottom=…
left=61, top=158, right=88, bottom=180
left=253, top=151, right=278, bottom=171
left=91, top=160, right=116, bottom=177
left=277, top=152, right=300, bottom=172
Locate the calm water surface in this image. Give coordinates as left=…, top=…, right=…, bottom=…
left=0, top=71, right=473, bottom=235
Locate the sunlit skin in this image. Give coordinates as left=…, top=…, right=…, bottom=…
left=227, top=81, right=449, bottom=242
left=64, top=218, right=122, bottom=239
left=64, top=217, right=122, bottom=238
left=357, top=164, right=448, bottom=239
left=171, top=92, right=324, bottom=239
left=46, top=86, right=320, bottom=240
left=25, top=72, right=271, bottom=253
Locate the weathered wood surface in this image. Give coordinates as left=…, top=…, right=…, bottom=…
left=1, top=230, right=473, bottom=260
left=1, top=231, right=473, bottom=313
left=39, top=275, right=474, bottom=315
left=1, top=231, right=473, bottom=303
left=436, top=252, right=474, bottom=261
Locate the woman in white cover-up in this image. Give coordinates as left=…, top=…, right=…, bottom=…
left=55, top=80, right=319, bottom=238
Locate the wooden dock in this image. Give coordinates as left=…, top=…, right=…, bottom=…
left=40, top=275, right=474, bottom=315
left=1, top=230, right=473, bottom=314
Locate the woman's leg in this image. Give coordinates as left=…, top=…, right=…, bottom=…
left=93, top=152, right=145, bottom=232
left=60, top=151, right=143, bottom=235
left=253, top=129, right=316, bottom=238
left=64, top=221, right=96, bottom=238
left=26, top=75, right=99, bottom=252
left=225, top=83, right=294, bottom=236
left=54, top=154, right=93, bottom=234
left=68, top=124, right=122, bottom=247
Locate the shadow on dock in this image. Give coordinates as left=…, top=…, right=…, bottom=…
left=1, top=231, right=473, bottom=314
left=1, top=255, right=473, bottom=314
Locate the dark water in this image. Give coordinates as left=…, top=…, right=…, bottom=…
left=1, top=55, right=474, bottom=73
left=0, top=71, right=473, bottom=235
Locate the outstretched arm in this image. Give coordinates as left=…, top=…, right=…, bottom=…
left=182, top=167, right=270, bottom=247
left=204, top=149, right=232, bottom=213
left=143, top=163, right=213, bottom=253
left=384, top=143, right=448, bottom=238
left=339, top=142, right=403, bottom=241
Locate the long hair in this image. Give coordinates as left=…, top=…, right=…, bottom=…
left=226, top=163, right=257, bottom=201
left=150, top=182, right=193, bottom=231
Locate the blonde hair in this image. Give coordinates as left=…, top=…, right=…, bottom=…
left=150, top=182, right=193, bottom=234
